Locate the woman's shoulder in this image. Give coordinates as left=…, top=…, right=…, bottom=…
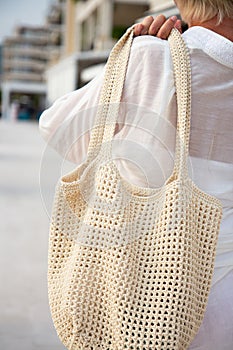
left=132, top=35, right=170, bottom=54
left=183, top=27, right=233, bottom=68
left=129, top=35, right=172, bottom=74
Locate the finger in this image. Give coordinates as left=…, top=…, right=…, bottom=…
left=174, top=19, right=182, bottom=33
left=148, top=14, right=167, bottom=36
left=133, top=23, right=144, bottom=36
left=140, top=16, right=154, bottom=35
left=156, top=16, right=177, bottom=39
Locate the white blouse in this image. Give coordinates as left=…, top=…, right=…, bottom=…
left=39, top=26, right=233, bottom=349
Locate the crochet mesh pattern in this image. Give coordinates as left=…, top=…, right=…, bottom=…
left=48, top=28, right=222, bottom=350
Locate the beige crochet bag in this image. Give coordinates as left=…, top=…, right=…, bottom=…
left=48, top=27, right=222, bottom=350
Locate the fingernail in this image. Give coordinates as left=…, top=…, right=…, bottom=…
left=171, top=16, right=177, bottom=22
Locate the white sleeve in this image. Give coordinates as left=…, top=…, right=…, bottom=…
left=39, top=35, right=174, bottom=164
left=39, top=69, right=105, bottom=163
left=123, top=36, right=174, bottom=115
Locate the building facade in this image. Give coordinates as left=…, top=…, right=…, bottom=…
left=1, top=0, right=65, bottom=120
left=46, top=0, right=151, bottom=105
left=1, top=0, right=179, bottom=119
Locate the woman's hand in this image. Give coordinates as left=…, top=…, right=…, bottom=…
left=134, top=14, right=182, bottom=39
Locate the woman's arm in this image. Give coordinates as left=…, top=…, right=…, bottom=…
left=39, top=15, right=176, bottom=164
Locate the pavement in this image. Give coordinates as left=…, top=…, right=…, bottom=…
left=0, top=120, right=67, bottom=350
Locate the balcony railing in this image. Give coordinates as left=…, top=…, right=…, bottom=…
left=3, top=59, right=46, bottom=72
left=3, top=46, right=49, bottom=59
left=4, top=71, right=45, bottom=82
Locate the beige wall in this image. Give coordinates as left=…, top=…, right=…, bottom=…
left=64, top=0, right=76, bottom=56
left=63, top=0, right=150, bottom=54
left=150, top=0, right=174, bottom=11
left=114, top=2, right=149, bottom=27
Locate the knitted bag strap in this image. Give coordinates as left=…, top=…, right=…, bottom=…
left=87, top=27, right=191, bottom=182
left=86, top=25, right=135, bottom=161
left=168, top=29, right=191, bottom=181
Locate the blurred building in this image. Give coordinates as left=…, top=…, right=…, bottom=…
left=1, top=0, right=180, bottom=119
left=46, top=0, right=150, bottom=105
left=149, top=0, right=178, bottom=17
left=0, top=44, right=2, bottom=117
left=1, top=0, right=65, bottom=120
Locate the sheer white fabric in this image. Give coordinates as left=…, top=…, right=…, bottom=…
left=39, top=26, right=233, bottom=349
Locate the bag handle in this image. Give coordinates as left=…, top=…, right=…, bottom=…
left=87, top=27, right=191, bottom=181
left=168, top=29, right=191, bottom=181
left=86, top=25, right=135, bottom=161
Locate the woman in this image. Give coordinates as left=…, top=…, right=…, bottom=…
left=39, top=0, right=233, bottom=348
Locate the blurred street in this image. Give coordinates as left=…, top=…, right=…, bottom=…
left=0, top=120, right=66, bottom=350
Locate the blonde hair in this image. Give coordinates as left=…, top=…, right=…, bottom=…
left=176, top=0, right=233, bottom=24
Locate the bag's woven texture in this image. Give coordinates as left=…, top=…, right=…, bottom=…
left=48, top=27, right=222, bottom=350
